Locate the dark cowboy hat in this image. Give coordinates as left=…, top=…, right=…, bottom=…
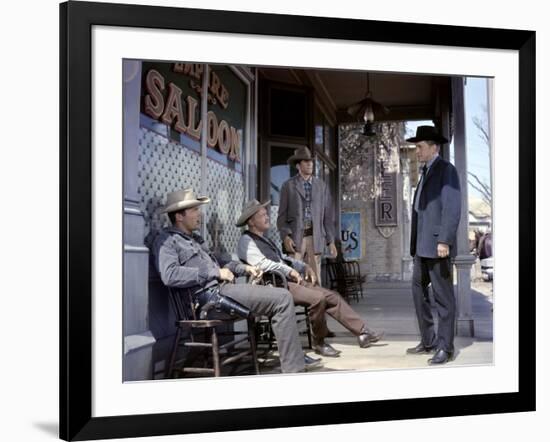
left=162, top=188, right=210, bottom=213
left=405, top=125, right=448, bottom=144
left=287, top=146, right=314, bottom=166
left=236, top=199, right=271, bottom=227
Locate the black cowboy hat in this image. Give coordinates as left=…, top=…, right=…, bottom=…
left=406, top=125, right=448, bottom=144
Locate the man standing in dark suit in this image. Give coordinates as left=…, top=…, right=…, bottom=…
left=406, top=126, right=461, bottom=365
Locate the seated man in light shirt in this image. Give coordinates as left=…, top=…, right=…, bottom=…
left=237, top=199, right=384, bottom=358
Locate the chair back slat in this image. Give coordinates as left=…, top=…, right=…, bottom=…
left=168, top=288, right=197, bottom=321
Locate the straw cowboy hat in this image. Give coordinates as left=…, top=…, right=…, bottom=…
left=162, top=188, right=210, bottom=213
left=287, top=146, right=314, bottom=166
left=405, top=125, right=449, bottom=144
left=236, top=199, right=270, bottom=227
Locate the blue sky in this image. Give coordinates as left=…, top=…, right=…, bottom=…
left=464, top=77, right=491, bottom=201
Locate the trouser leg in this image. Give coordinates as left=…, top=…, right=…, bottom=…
left=411, top=256, right=437, bottom=348
left=293, top=236, right=322, bottom=285
left=313, top=254, right=322, bottom=286
left=221, top=284, right=305, bottom=373
left=427, top=258, right=456, bottom=353
left=288, top=281, right=328, bottom=342
left=304, top=236, right=322, bottom=285
left=292, top=238, right=306, bottom=263
left=311, top=284, right=366, bottom=336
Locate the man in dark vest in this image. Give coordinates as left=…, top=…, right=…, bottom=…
left=237, top=199, right=384, bottom=358
left=406, top=126, right=462, bottom=365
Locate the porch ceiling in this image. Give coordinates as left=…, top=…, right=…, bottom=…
left=259, top=67, right=448, bottom=124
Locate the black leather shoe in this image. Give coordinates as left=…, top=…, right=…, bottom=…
left=313, top=342, right=341, bottom=357
left=357, top=333, right=372, bottom=348
left=428, top=349, right=454, bottom=365
left=406, top=343, right=436, bottom=354
left=366, top=330, right=384, bottom=343
left=304, top=354, right=323, bottom=370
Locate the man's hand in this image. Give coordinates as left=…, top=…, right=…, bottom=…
left=437, top=243, right=450, bottom=258
left=288, top=269, right=303, bottom=284
left=328, top=242, right=338, bottom=258
left=244, top=265, right=263, bottom=280
left=304, top=265, right=317, bottom=286
left=283, top=236, right=296, bottom=254
left=218, top=268, right=235, bottom=282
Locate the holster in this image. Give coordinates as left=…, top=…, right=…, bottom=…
left=194, top=285, right=251, bottom=320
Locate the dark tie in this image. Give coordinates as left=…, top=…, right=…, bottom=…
left=414, top=165, right=428, bottom=212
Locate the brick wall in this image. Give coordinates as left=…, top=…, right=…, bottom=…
left=340, top=123, right=411, bottom=281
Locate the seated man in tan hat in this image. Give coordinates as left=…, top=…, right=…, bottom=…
left=237, top=199, right=384, bottom=357
left=151, top=188, right=321, bottom=374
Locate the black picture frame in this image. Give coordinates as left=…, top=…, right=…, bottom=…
left=60, top=1, right=536, bottom=440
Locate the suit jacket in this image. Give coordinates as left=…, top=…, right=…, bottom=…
left=410, top=156, right=461, bottom=258
left=277, top=174, right=334, bottom=254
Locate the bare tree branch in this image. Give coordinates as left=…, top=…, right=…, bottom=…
left=473, top=115, right=489, bottom=146
left=468, top=180, right=491, bottom=204
left=468, top=171, right=492, bottom=206
left=468, top=171, right=491, bottom=194
left=468, top=103, right=493, bottom=210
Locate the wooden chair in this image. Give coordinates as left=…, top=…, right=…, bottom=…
left=326, top=259, right=365, bottom=303
left=166, top=287, right=259, bottom=378
left=252, top=269, right=313, bottom=350
left=345, top=260, right=366, bottom=300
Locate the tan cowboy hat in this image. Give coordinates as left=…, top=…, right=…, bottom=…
left=287, top=146, right=314, bottom=166
left=162, top=188, right=210, bottom=213
left=236, top=199, right=271, bottom=227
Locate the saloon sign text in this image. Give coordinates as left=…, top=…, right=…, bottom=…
left=143, top=64, right=241, bottom=161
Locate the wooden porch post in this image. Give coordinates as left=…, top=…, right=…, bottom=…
left=451, top=77, right=476, bottom=337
